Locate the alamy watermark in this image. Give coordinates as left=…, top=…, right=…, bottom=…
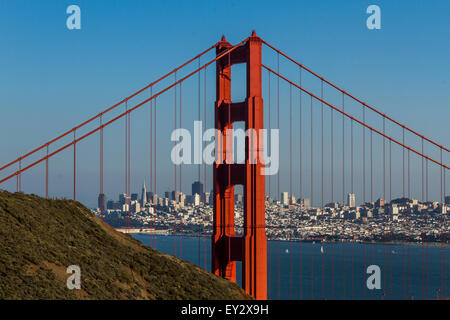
left=66, top=5, right=81, bottom=30
left=366, top=265, right=381, bottom=290
left=66, top=265, right=81, bottom=290
left=366, top=5, right=381, bottom=30
left=170, top=121, right=279, bottom=176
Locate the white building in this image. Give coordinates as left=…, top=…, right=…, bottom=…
left=347, top=193, right=356, bottom=208
left=281, top=192, right=289, bottom=206
left=193, top=193, right=201, bottom=206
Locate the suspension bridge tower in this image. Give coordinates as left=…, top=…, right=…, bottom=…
left=212, top=31, right=267, bottom=299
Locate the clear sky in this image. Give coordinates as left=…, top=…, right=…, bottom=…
left=0, top=0, right=449, bottom=207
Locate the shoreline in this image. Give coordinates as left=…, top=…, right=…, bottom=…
left=118, top=228, right=450, bottom=248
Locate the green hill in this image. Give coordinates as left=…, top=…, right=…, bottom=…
left=0, top=191, right=250, bottom=300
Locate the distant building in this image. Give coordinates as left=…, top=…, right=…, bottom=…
left=106, top=200, right=114, bottom=210
left=141, top=181, right=147, bottom=207
left=98, top=193, right=107, bottom=212
left=390, top=204, right=399, bottom=215
left=131, top=193, right=138, bottom=201
left=171, top=190, right=181, bottom=202
left=193, top=193, right=201, bottom=206
left=446, top=196, right=450, bottom=205
left=235, top=193, right=243, bottom=203
left=347, top=193, right=356, bottom=208
left=119, top=193, right=127, bottom=205
left=290, top=195, right=296, bottom=205
left=209, top=190, right=214, bottom=205
left=179, top=193, right=186, bottom=206
left=192, top=181, right=204, bottom=196
left=375, top=198, right=386, bottom=208
left=281, top=192, right=289, bottom=206
left=203, top=192, right=211, bottom=204
left=131, top=201, right=140, bottom=213
left=301, top=198, right=311, bottom=209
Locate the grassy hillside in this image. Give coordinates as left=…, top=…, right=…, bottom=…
left=0, top=191, right=250, bottom=300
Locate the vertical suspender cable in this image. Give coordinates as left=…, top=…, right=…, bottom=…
left=389, top=138, right=392, bottom=298
left=179, top=82, right=182, bottom=258
left=351, top=118, right=354, bottom=300
left=267, top=69, right=271, bottom=299
left=73, top=130, right=76, bottom=201
left=204, top=68, right=207, bottom=270
left=277, top=53, right=280, bottom=300
left=330, top=86, right=334, bottom=299
left=321, top=81, right=324, bottom=210
left=299, top=67, right=303, bottom=300
left=100, top=115, right=103, bottom=221
left=310, top=95, right=314, bottom=300
left=370, top=129, right=373, bottom=299
left=125, top=102, right=128, bottom=228
left=440, top=148, right=444, bottom=297
left=198, top=58, right=201, bottom=266
left=362, top=107, right=366, bottom=300
left=154, top=97, right=157, bottom=248
left=421, top=139, right=425, bottom=298
left=150, top=88, right=153, bottom=248
left=46, top=145, right=49, bottom=198
left=289, top=84, right=293, bottom=299
left=342, top=92, right=345, bottom=299
left=383, top=117, right=386, bottom=297
left=174, top=73, right=177, bottom=257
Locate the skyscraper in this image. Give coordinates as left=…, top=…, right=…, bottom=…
left=347, top=193, right=356, bottom=208
left=141, top=181, right=147, bottom=206
left=192, top=181, right=204, bottom=196
left=281, top=192, right=289, bottom=206
left=98, top=193, right=107, bottom=212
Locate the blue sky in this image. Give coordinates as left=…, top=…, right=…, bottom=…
left=0, top=0, right=449, bottom=207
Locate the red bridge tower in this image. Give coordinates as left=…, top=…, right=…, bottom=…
left=212, top=32, right=267, bottom=299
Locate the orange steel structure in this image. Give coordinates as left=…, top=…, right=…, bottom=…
left=212, top=32, right=267, bottom=299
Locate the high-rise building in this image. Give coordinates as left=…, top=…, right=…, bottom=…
left=131, top=201, right=141, bottom=213
left=193, top=193, right=201, bottom=206
left=171, top=190, right=180, bottom=202
left=145, top=191, right=153, bottom=204
left=98, top=193, right=107, bottom=212
left=141, top=181, right=147, bottom=206
left=347, top=193, right=356, bottom=208
left=179, top=193, right=186, bottom=206
left=290, top=195, right=296, bottom=204
left=119, top=193, right=128, bottom=205
left=131, top=193, right=138, bottom=201
left=301, top=198, right=311, bottom=209
left=446, top=196, right=450, bottom=205
left=281, top=192, right=289, bottom=206
left=389, top=203, right=399, bottom=215
left=203, top=192, right=210, bottom=204
left=375, top=198, right=385, bottom=208
left=192, top=181, right=204, bottom=196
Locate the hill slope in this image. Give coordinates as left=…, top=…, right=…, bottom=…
left=0, top=191, right=249, bottom=300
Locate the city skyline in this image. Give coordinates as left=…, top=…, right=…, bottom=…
left=96, top=177, right=450, bottom=212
